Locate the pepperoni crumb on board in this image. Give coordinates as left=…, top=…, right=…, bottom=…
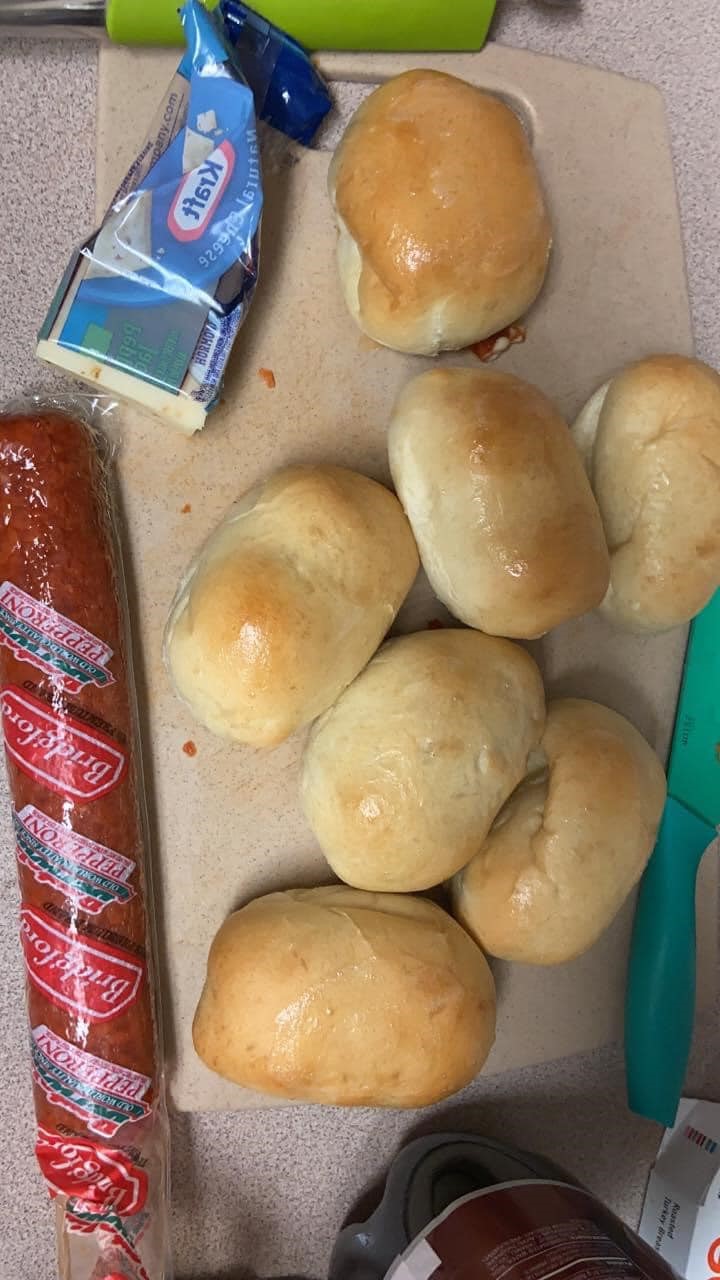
left=182, top=740, right=197, bottom=757
left=469, top=324, right=526, bottom=362
left=427, top=618, right=445, bottom=630
left=258, top=367, right=276, bottom=388
left=180, top=503, right=191, bottom=514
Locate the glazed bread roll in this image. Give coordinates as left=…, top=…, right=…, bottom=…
left=193, top=886, right=496, bottom=1107
left=165, top=466, right=419, bottom=747
left=301, top=629, right=545, bottom=892
left=328, top=69, right=551, bottom=355
left=388, top=368, right=610, bottom=638
left=572, top=355, right=720, bottom=632
left=453, top=698, right=666, bottom=964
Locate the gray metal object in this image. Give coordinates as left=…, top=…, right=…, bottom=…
left=0, top=0, right=103, bottom=25
left=330, top=1133, right=572, bottom=1280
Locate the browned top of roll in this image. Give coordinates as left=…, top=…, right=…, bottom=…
left=388, top=368, right=610, bottom=638
left=572, top=354, right=720, bottom=632
left=329, top=70, right=552, bottom=355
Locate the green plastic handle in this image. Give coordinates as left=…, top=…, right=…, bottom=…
left=105, top=0, right=497, bottom=50
left=625, top=796, right=716, bottom=1128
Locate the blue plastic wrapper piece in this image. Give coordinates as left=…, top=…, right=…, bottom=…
left=220, top=0, right=332, bottom=146
left=37, top=0, right=263, bottom=432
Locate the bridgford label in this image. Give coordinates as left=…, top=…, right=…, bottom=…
left=35, top=1124, right=148, bottom=1215
left=1, top=686, right=127, bottom=801
left=31, top=1024, right=152, bottom=1138
left=0, top=581, right=115, bottom=693
left=64, top=1206, right=151, bottom=1280
left=21, top=904, right=144, bottom=1022
left=14, top=804, right=135, bottom=914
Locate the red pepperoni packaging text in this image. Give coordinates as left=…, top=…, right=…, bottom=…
left=0, top=401, right=171, bottom=1279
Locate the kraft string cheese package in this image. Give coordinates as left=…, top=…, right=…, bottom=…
left=38, top=0, right=261, bottom=434
left=37, top=2, right=330, bottom=434
left=639, top=1098, right=720, bottom=1280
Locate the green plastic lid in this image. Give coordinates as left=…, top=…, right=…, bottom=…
left=105, top=0, right=497, bottom=51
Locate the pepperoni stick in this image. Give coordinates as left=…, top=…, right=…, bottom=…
left=0, top=406, right=170, bottom=1280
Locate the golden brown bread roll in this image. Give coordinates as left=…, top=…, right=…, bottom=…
left=193, top=886, right=496, bottom=1107
left=572, top=354, right=720, bottom=632
left=164, top=465, right=419, bottom=747
left=301, top=628, right=545, bottom=892
left=388, top=368, right=610, bottom=638
left=328, top=69, right=552, bottom=355
left=453, top=698, right=666, bottom=964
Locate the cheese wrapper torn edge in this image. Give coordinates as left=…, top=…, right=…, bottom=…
left=0, top=397, right=171, bottom=1280
left=36, top=0, right=331, bottom=435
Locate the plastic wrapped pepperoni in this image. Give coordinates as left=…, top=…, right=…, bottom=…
left=0, top=399, right=171, bottom=1279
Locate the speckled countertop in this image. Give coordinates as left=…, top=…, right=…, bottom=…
left=0, top=4, right=718, bottom=1277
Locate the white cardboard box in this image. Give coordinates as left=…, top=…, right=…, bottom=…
left=639, top=1099, right=720, bottom=1279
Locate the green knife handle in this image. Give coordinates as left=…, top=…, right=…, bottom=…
left=625, top=796, right=714, bottom=1127
left=105, top=0, right=497, bottom=50
left=107, top=0, right=217, bottom=44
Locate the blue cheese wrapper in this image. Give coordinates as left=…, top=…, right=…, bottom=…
left=37, top=0, right=262, bottom=434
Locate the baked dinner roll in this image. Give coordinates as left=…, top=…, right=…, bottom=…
left=453, top=698, right=666, bottom=965
left=328, top=69, right=551, bottom=355
left=388, top=368, right=610, bottom=638
left=301, top=629, right=545, bottom=892
left=572, top=355, right=720, bottom=632
left=165, top=466, right=419, bottom=747
left=193, top=885, right=496, bottom=1107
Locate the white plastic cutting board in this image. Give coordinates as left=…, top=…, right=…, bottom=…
left=96, top=43, right=716, bottom=1111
